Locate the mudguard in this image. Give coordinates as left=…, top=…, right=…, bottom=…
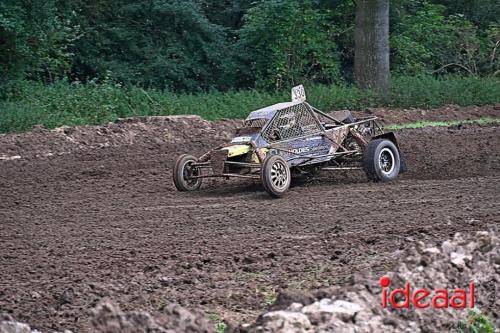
left=371, top=132, right=408, bottom=173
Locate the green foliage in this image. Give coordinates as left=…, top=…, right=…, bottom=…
left=197, top=0, right=253, bottom=29
left=71, top=0, right=233, bottom=91
left=457, top=309, right=495, bottom=333
left=263, top=290, right=277, bottom=307
left=237, top=0, right=342, bottom=89
left=1, top=0, right=499, bottom=92
left=434, top=0, right=500, bottom=28
left=215, top=322, right=227, bottom=333
left=390, top=2, right=499, bottom=75
left=1, top=76, right=498, bottom=134
left=0, top=0, right=79, bottom=83
left=484, top=24, right=500, bottom=75
left=207, top=313, right=226, bottom=333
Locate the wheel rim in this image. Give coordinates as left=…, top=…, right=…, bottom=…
left=182, top=160, right=199, bottom=186
left=379, top=148, right=395, bottom=175
left=270, top=161, right=288, bottom=189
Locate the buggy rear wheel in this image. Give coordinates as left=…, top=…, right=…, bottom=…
left=173, top=154, right=203, bottom=191
left=261, top=155, right=291, bottom=197
left=363, top=139, right=401, bottom=182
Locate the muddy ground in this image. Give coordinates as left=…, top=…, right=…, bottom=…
left=0, top=106, right=499, bottom=331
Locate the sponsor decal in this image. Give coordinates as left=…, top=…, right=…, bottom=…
left=231, top=136, right=252, bottom=143
left=305, top=136, right=323, bottom=141
left=291, top=147, right=310, bottom=154
left=290, top=144, right=330, bottom=155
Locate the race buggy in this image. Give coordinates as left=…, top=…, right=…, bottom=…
left=173, top=85, right=407, bottom=197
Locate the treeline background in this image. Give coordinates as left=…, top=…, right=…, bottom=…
left=0, top=0, right=499, bottom=132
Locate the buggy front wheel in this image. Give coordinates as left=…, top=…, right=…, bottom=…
left=173, top=154, right=203, bottom=191
left=261, top=155, right=291, bottom=197
left=363, top=139, right=401, bottom=182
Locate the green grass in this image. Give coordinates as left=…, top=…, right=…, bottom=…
left=238, top=271, right=268, bottom=281
left=386, top=117, right=500, bottom=130
left=0, top=75, right=499, bottom=134
left=390, top=76, right=500, bottom=108
left=264, top=293, right=277, bottom=307
left=207, top=313, right=227, bottom=333
left=262, top=288, right=277, bottom=307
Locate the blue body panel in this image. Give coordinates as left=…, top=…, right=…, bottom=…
left=270, top=135, right=332, bottom=166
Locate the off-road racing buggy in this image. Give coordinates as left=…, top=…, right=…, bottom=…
left=173, top=85, right=406, bottom=197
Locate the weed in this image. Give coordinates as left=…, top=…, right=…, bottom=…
left=260, top=287, right=277, bottom=307
left=207, top=313, right=227, bottom=333
left=457, top=309, right=495, bottom=333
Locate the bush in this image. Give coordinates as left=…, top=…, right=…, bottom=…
left=0, top=75, right=498, bottom=134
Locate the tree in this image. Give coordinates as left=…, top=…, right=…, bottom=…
left=0, top=0, right=77, bottom=83
left=389, top=2, right=496, bottom=76
left=69, top=0, right=235, bottom=92
left=237, top=0, right=341, bottom=90
left=354, top=0, right=390, bottom=98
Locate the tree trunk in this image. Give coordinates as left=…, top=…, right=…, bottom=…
left=354, top=0, right=390, bottom=99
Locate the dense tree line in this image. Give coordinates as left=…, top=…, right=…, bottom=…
left=0, top=0, right=498, bottom=92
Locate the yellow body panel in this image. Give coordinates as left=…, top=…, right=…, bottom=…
left=221, top=145, right=251, bottom=157
left=220, top=145, right=269, bottom=163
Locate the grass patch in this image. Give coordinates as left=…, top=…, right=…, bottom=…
left=207, top=313, right=227, bottom=333
left=390, top=76, right=500, bottom=108
left=262, top=288, right=277, bottom=307
left=386, top=117, right=500, bottom=130
left=0, top=75, right=499, bottom=134
left=238, top=271, right=268, bottom=281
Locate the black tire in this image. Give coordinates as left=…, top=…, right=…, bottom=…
left=363, top=139, right=400, bottom=182
left=260, top=155, right=291, bottom=197
left=173, top=154, right=203, bottom=191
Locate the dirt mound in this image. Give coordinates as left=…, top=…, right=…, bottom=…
left=350, top=104, right=500, bottom=124
left=1, top=231, right=497, bottom=333
left=0, top=115, right=238, bottom=161
left=233, top=230, right=499, bottom=332
left=395, top=124, right=499, bottom=179
left=91, top=300, right=214, bottom=333
left=0, top=300, right=215, bottom=333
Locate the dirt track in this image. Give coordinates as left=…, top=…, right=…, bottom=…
left=0, top=106, right=499, bottom=331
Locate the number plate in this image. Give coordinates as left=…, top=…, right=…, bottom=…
left=291, top=85, right=306, bottom=103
